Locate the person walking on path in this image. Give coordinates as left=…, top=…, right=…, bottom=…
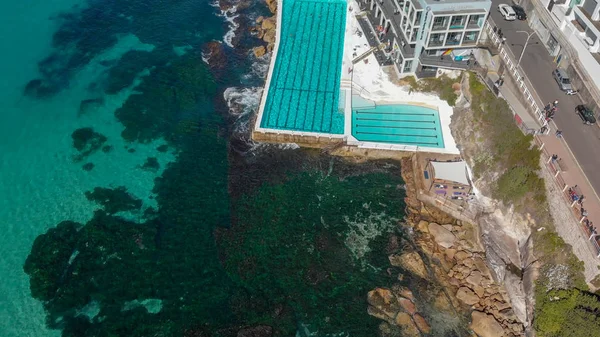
left=551, top=154, right=558, bottom=163
left=556, top=130, right=563, bottom=138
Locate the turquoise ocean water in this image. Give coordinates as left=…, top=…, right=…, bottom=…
left=0, top=0, right=455, bottom=336
left=0, top=1, right=202, bottom=335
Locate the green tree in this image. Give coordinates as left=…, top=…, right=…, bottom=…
left=535, top=288, right=600, bottom=337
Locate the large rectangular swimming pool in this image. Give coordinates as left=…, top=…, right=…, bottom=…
left=352, top=104, right=445, bottom=148
left=260, top=0, right=347, bottom=134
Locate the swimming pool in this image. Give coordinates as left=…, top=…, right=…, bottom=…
left=352, top=104, right=445, bottom=148
left=260, top=0, right=347, bottom=134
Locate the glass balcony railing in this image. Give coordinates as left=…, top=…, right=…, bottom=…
left=428, top=40, right=444, bottom=47
left=449, top=23, right=465, bottom=30
left=432, top=24, right=448, bottom=31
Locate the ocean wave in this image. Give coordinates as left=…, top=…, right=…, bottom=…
left=223, top=86, right=261, bottom=123
left=211, top=0, right=240, bottom=48
left=250, top=52, right=270, bottom=79
left=201, top=51, right=211, bottom=65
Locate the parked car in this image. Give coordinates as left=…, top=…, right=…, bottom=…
left=512, top=5, right=527, bottom=20
left=498, top=4, right=516, bottom=21
left=552, top=68, right=573, bottom=91
left=576, top=105, right=596, bottom=125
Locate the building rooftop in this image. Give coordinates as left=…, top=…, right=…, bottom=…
left=430, top=161, right=470, bottom=185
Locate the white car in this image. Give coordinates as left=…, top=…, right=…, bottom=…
left=498, top=4, right=516, bottom=21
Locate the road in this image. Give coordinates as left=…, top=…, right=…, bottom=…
left=490, top=0, right=600, bottom=200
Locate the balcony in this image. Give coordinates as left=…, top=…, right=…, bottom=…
left=448, top=24, right=465, bottom=30
left=432, top=23, right=448, bottom=31
left=577, top=6, right=600, bottom=36
left=420, top=54, right=474, bottom=70
left=429, top=40, right=444, bottom=47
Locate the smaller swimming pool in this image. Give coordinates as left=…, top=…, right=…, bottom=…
left=352, top=104, right=444, bottom=148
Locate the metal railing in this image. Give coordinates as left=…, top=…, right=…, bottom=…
left=484, top=18, right=547, bottom=124
left=477, top=18, right=600, bottom=257
left=534, top=136, right=600, bottom=257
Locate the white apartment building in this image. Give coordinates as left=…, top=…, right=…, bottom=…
left=357, top=0, right=491, bottom=76
left=519, top=0, right=600, bottom=110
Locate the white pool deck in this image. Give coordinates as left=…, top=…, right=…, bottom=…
left=253, top=0, right=460, bottom=155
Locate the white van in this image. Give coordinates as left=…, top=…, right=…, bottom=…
left=498, top=4, right=517, bottom=21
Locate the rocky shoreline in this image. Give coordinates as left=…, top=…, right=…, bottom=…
left=250, top=0, right=277, bottom=57
left=243, top=2, right=526, bottom=335
left=364, top=157, right=525, bottom=337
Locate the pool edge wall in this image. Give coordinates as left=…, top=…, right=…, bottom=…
left=254, top=0, right=284, bottom=135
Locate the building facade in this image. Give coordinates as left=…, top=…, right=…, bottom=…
left=357, top=0, right=491, bottom=76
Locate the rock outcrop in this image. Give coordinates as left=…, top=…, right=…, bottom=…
left=428, top=222, right=457, bottom=248
left=389, top=251, right=428, bottom=279
left=250, top=0, right=278, bottom=54
left=390, top=157, right=526, bottom=336
left=470, top=311, right=505, bottom=337
left=366, top=287, right=431, bottom=337
left=456, top=287, right=480, bottom=306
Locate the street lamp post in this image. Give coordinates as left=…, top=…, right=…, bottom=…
left=516, top=30, right=536, bottom=68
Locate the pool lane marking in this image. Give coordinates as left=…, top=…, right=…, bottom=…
left=312, top=3, right=335, bottom=132
left=324, top=2, right=346, bottom=133
left=272, top=1, right=305, bottom=128
left=288, top=1, right=320, bottom=129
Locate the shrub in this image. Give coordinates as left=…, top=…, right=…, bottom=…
left=405, top=75, right=459, bottom=106
left=534, top=288, right=600, bottom=337
left=467, top=73, right=545, bottom=206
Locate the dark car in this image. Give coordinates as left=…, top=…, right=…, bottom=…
left=576, top=105, right=596, bottom=125
left=512, top=5, right=527, bottom=20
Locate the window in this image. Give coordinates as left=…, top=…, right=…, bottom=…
left=445, top=32, right=462, bottom=45
left=467, top=14, right=482, bottom=28
left=582, top=0, right=597, bottom=15
left=403, top=60, right=413, bottom=72
left=415, top=11, right=422, bottom=25
left=449, top=15, right=465, bottom=29
left=462, top=31, right=478, bottom=44
left=432, top=16, right=448, bottom=30
left=411, top=27, right=419, bottom=42
left=429, top=33, right=445, bottom=46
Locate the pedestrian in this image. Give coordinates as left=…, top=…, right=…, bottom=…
left=551, top=154, right=558, bottom=163
left=580, top=195, right=585, bottom=205
left=555, top=130, right=563, bottom=138
left=553, top=100, right=559, bottom=107
left=540, top=125, right=548, bottom=133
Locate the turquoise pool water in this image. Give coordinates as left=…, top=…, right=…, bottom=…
left=260, top=0, right=346, bottom=134
left=352, top=104, right=445, bottom=148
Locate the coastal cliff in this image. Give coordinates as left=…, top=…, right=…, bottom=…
left=364, top=156, right=526, bottom=337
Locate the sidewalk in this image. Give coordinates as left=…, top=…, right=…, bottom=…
left=499, top=77, right=600, bottom=283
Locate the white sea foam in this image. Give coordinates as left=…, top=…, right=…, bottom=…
left=201, top=51, right=210, bottom=65
left=223, top=86, right=262, bottom=134
left=222, top=10, right=240, bottom=48
left=211, top=0, right=240, bottom=48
